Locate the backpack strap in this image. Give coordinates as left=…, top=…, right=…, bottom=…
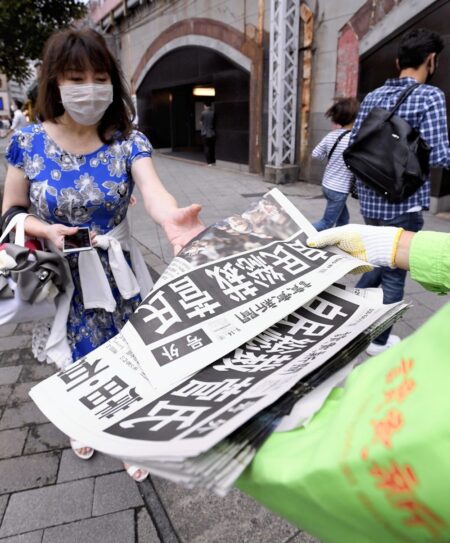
left=327, top=130, right=351, bottom=161
left=387, top=83, right=420, bottom=119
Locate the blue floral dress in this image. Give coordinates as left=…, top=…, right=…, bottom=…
left=6, top=123, right=153, bottom=362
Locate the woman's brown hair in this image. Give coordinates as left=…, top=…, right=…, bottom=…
left=35, top=28, right=134, bottom=142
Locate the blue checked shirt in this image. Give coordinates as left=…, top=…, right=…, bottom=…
left=350, top=77, right=450, bottom=219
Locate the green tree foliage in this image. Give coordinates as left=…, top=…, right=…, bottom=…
left=0, top=0, right=87, bottom=83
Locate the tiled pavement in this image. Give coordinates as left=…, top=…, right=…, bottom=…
left=1, top=145, right=450, bottom=542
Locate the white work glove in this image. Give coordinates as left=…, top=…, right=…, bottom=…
left=307, top=224, right=404, bottom=269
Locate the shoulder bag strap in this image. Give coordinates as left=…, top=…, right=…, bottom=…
left=327, top=130, right=351, bottom=161
left=0, top=213, right=27, bottom=246
left=387, top=83, right=420, bottom=120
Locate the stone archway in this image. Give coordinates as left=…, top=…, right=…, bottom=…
left=137, top=46, right=251, bottom=165
left=132, top=18, right=263, bottom=173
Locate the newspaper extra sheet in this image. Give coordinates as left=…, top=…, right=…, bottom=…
left=29, top=286, right=401, bottom=461
left=30, top=189, right=375, bottom=460
left=121, top=189, right=364, bottom=389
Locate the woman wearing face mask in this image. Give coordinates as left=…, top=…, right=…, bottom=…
left=1, top=28, right=204, bottom=481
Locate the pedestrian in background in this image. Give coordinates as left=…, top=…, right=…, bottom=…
left=312, top=97, right=359, bottom=232
left=1, top=28, right=204, bottom=480
left=2, top=102, right=27, bottom=138
left=350, top=28, right=450, bottom=356
left=0, top=116, right=10, bottom=137
left=8, top=102, right=28, bottom=133
left=200, top=102, right=216, bottom=165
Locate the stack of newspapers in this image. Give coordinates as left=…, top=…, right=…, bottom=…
left=30, top=189, right=408, bottom=495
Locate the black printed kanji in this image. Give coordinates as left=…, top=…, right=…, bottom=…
left=97, top=387, right=142, bottom=419
left=58, top=357, right=108, bottom=392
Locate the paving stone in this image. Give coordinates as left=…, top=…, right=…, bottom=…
left=0, top=428, right=28, bottom=459
left=7, top=382, right=35, bottom=405
left=24, top=422, right=69, bottom=454
left=405, top=317, right=433, bottom=332
left=152, top=476, right=298, bottom=543
left=0, top=384, right=11, bottom=406
left=0, top=349, right=37, bottom=367
left=0, top=366, right=22, bottom=385
left=402, top=301, right=434, bottom=321
left=152, top=264, right=167, bottom=276
left=0, top=323, right=18, bottom=338
left=93, top=471, right=143, bottom=516
left=0, top=494, right=8, bottom=525
left=288, top=531, right=322, bottom=543
left=0, top=479, right=94, bottom=537
left=0, top=336, right=32, bottom=352
left=394, top=320, right=416, bottom=337
left=410, top=290, right=449, bottom=312
left=16, top=322, right=39, bottom=334
left=137, top=507, right=161, bottom=543
left=57, top=448, right=123, bottom=482
left=0, top=531, right=44, bottom=543
left=18, top=364, right=56, bottom=383
left=0, top=401, right=49, bottom=430
left=42, top=509, right=134, bottom=543
left=0, top=451, right=59, bottom=494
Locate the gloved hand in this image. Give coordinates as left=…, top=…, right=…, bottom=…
left=307, top=224, right=404, bottom=268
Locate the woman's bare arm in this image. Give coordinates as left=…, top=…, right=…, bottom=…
left=2, top=165, right=78, bottom=248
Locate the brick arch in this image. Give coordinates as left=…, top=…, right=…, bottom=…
left=133, top=36, right=252, bottom=91
left=131, top=18, right=263, bottom=173
left=131, top=18, right=259, bottom=92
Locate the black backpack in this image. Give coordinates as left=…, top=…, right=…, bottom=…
left=343, top=83, right=430, bottom=204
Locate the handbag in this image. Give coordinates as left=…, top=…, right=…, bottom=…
left=0, top=213, right=66, bottom=326
left=343, top=84, right=430, bottom=203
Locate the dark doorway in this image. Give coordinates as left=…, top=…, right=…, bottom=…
left=359, top=0, right=450, bottom=200
left=137, top=46, right=250, bottom=165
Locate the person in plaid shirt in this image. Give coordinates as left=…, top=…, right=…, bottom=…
left=350, top=28, right=450, bottom=355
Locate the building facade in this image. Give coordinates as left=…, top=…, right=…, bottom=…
left=89, top=0, right=450, bottom=211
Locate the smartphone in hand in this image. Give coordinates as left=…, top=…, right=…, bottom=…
left=63, top=227, right=93, bottom=253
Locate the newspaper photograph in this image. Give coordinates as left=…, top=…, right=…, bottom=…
left=121, top=189, right=365, bottom=389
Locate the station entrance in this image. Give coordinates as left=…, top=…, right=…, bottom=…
left=137, top=46, right=250, bottom=165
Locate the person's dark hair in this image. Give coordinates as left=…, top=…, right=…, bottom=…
left=325, top=97, right=359, bottom=126
left=35, top=28, right=134, bottom=142
left=397, top=28, right=444, bottom=70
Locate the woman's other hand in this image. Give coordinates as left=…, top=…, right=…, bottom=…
left=45, top=224, right=79, bottom=250
left=162, top=204, right=204, bottom=255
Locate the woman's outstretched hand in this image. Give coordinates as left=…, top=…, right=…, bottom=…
left=162, top=204, right=205, bottom=255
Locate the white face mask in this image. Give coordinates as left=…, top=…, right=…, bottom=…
left=59, top=83, right=113, bottom=125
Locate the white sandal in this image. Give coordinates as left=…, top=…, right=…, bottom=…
left=126, top=464, right=149, bottom=482
left=70, top=438, right=95, bottom=460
